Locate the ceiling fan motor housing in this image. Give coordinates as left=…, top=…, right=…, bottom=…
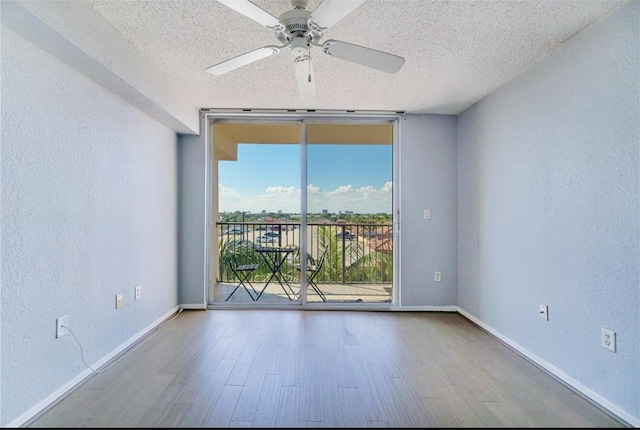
left=277, top=8, right=316, bottom=53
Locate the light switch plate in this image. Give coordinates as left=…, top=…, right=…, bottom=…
left=539, top=304, right=548, bottom=320
left=423, top=209, right=431, bottom=219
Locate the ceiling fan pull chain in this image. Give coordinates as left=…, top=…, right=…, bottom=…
left=308, top=46, right=312, bottom=82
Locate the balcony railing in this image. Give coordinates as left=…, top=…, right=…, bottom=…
left=216, top=222, right=393, bottom=285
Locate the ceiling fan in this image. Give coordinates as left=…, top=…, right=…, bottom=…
left=207, top=0, right=405, bottom=100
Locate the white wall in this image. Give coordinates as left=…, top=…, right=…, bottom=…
left=1, top=28, right=180, bottom=426
left=457, top=1, right=639, bottom=424
left=399, top=114, right=458, bottom=307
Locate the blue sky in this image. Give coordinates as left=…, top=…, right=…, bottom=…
left=219, top=143, right=392, bottom=214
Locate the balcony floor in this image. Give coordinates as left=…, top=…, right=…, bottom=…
left=213, top=282, right=392, bottom=304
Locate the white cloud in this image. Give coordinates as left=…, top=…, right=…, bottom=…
left=220, top=182, right=392, bottom=214
left=327, top=184, right=355, bottom=195
left=265, top=186, right=299, bottom=197
left=307, top=184, right=322, bottom=194
left=219, top=184, right=240, bottom=197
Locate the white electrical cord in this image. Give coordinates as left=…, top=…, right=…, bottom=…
left=63, top=308, right=184, bottom=373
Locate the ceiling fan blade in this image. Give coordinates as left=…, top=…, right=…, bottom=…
left=323, top=39, right=405, bottom=74
left=294, top=55, right=317, bottom=101
left=206, top=46, right=280, bottom=75
left=310, top=0, right=367, bottom=30
left=217, top=0, right=281, bottom=29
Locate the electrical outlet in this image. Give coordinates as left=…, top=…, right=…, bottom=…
left=56, top=315, right=68, bottom=338
left=539, top=304, right=548, bottom=320
left=135, top=286, right=141, bottom=300
left=423, top=209, right=431, bottom=220
left=601, top=328, right=616, bottom=352
left=115, top=294, right=123, bottom=309
left=434, top=272, right=441, bottom=282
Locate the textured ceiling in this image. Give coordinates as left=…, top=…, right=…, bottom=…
left=87, top=0, right=625, bottom=114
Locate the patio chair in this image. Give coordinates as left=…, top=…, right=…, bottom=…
left=296, top=251, right=327, bottom=302
left=225, top=254, right=259, bottom=301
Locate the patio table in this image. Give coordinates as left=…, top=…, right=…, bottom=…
left=254, top=246, right=297, bottom=301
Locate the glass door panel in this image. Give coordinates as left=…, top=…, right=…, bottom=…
left=212, top=121, right=302, bottom=304
left=305, top=122, right=394, bottom=304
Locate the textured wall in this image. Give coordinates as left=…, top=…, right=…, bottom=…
left=457, top=1, right=639, bottom=423
left=178, top=118, right=207, bottom=307
left=2, top=0, right=199, bottom=134
left=399, top=114, right=458, bottom=307
left=1, top=28, right=179, bottom=426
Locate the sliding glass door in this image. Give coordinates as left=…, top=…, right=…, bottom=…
left=209, top=117, right=395, bottom=306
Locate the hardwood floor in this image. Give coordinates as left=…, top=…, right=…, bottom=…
left=27, top=310, right=627, bottom=427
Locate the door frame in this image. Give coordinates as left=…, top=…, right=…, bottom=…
left=203, top=110, right=402, bottom=309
